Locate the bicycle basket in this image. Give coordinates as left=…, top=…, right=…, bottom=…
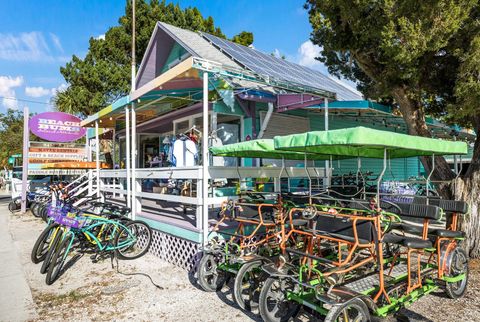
left=53, top=212, right=88, bottom=229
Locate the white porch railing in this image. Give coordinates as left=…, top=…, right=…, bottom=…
left=96, top=165, right=329, bottom=232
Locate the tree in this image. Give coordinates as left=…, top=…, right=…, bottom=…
left=232, top=31, right=254, bottom=46
left=53, top=0, right=253, bottom=117
left=305, top=1, right=480, bottom=256
left=0, top=110, right=28, bottom=168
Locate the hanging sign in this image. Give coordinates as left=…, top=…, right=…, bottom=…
left=29, top=112, right=86, bottom=142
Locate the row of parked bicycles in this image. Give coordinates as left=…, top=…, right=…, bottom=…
left=27, top=183, right=153, bottom=285
left=199, top=127, right=469, bottom=322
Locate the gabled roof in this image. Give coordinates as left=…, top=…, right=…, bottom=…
left=159, top=22, right=240, bottom=68
left=135, top=22, right=363, bottom=101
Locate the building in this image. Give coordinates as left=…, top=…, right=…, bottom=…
left=81, top=22, right=474, bottom=269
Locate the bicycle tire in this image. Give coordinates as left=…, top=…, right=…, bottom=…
left=259, top=277, right=300, bottom=322
left=233, top=259, right=268, bottom=311
left=32, top=202, right=43, bottom=218
left=197, top=253, right=228, bottom=292
left=46, top=234, right=73, bottom=285
left=114, top=220, right=152, bottom=260
left=31, top=223, right=59, bottom=264
left=40, top=229, right=62, bottom=274
left=8, top=201, right=19, bottom=213
left=39, top=204, right=49, bottom=222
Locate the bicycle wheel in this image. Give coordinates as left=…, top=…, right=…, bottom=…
left=31, top=223, right=59, bottom=264
left=40, top=204, right=49, bottom=222
left=114, top=220, right=152, bottom=260
left=8, top=200, right=20, bottom=213
left=445, top=247, right=469, bottom=299
left=31, top=202, right=38, bottom=217
left=234, top=259, right=268, bottom=312
left=197, top=253, right=228, bottom=292
left=324, top=298, right=370, bottom=322
left=259, top=277, right=300, bottom=322
left=46, top=234, right=74, bottom=285
left=40, top=229, right=63, bottom=274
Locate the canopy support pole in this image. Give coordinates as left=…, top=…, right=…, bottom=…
left=131, top=104, right=137, bottom=219
left=125, top=106, right=131, bottom=209
left=305, top=153, right=312, bottom=204
left=324, top=98, right=329, bottom=191
left=112, top=127, right=116, bottom=167
left=356, top=157, right=361, bottom=185
left=377, top=148, right=387, bottom=207
left=278, top=157, right=285, bottom=193
left=426, top=154, right=435, bottom=202
left=454, top=155, right=463, bottom=196
left=95, top=120, right=100, bottom=198
left=202, top=72, right=210, bottom=245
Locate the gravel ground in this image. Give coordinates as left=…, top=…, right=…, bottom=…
left=5, top=204, right=480, bottom=322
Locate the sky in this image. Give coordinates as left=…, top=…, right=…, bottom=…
left=0, top=0, right=352, bottom=114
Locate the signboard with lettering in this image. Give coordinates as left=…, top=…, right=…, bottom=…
left=29, top=112, right=86, bottom=142
left=28, top=142, right=87, bottom=167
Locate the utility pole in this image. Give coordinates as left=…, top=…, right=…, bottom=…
left=130, top=0, right=137, bottom=217
left=131, top=0, right=136, bottom=91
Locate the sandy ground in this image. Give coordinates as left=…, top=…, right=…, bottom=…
left=3, top=200, right=479, bottom=322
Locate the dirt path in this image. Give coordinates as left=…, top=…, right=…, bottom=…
left=4, top=203, right=480, bottom=322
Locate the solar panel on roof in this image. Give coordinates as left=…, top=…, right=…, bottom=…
left=200, top=32, right=362, bottom=101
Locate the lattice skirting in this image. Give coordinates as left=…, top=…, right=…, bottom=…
left=148, top=229, right=200, bottom=271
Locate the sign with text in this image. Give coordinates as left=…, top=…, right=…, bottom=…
left=28, top=146, right=87, bottom=164
left=29, top=112, right=86, bottom=142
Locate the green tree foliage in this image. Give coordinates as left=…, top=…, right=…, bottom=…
left=232, top=31, right=254, bottom=46
left=450, top=34, right=480, bottom=126
left=304, top=1, right=477, bottom=166
left=305, top=1, right=480, bottom=256
left=53, top=0, right=253, bottom=117
left=0, top=110, right=28, bottom=168
left=305, top=1, right=477, bottom=119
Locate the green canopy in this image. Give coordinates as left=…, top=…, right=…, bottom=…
left=210, top=138, right=331, bottom=160
left=274, top=127, right=468, bottom=159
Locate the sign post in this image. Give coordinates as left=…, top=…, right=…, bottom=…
left=21, top=107, right=29, bottom=213
left=20, top=111, right=87, bottom=212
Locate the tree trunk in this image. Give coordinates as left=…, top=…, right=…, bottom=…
left=454, top=115, right=480, bottom=257
left=391, top=86, right=455, bottom=183
left=354, top=57, right=479, bottom=257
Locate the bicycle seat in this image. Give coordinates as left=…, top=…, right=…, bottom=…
left=429, top=229, right=465, bottom=238
left=390, top=223, right=464, bottom=239
left=383, top=233, right=432, bottom=249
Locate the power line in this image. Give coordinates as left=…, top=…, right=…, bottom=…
left=0, top=96, right=52, bottom=105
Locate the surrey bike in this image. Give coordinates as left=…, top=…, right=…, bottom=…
left=200, top=139, right=323, bottom=311
left=257, top=127, right=469, bottom=321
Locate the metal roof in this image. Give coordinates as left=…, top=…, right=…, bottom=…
left=158, top=22, right=241, bottom=69
left=158, top=22, right=362, bottom=101
left=200, top=32, right=363, bottom=101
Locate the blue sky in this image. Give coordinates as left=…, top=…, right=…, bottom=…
left=0, top=0, right=344, bottom=114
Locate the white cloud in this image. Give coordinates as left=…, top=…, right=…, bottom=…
left=0, top=32, right=64, bottom=62
left=0, top=75, right=24, bottom=110
left=272, top=48, right=282, bottom=58
left=95, top=34, right=105, bottom=40
left=25, top=86, right=51, bottom=97
left=296, top=40, right=363, bottom=98
left=49, top=33, right=63, bottom=52
left=298, top=40, right=323, bottom=68
left=50, top=83, right=68, bottom=96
